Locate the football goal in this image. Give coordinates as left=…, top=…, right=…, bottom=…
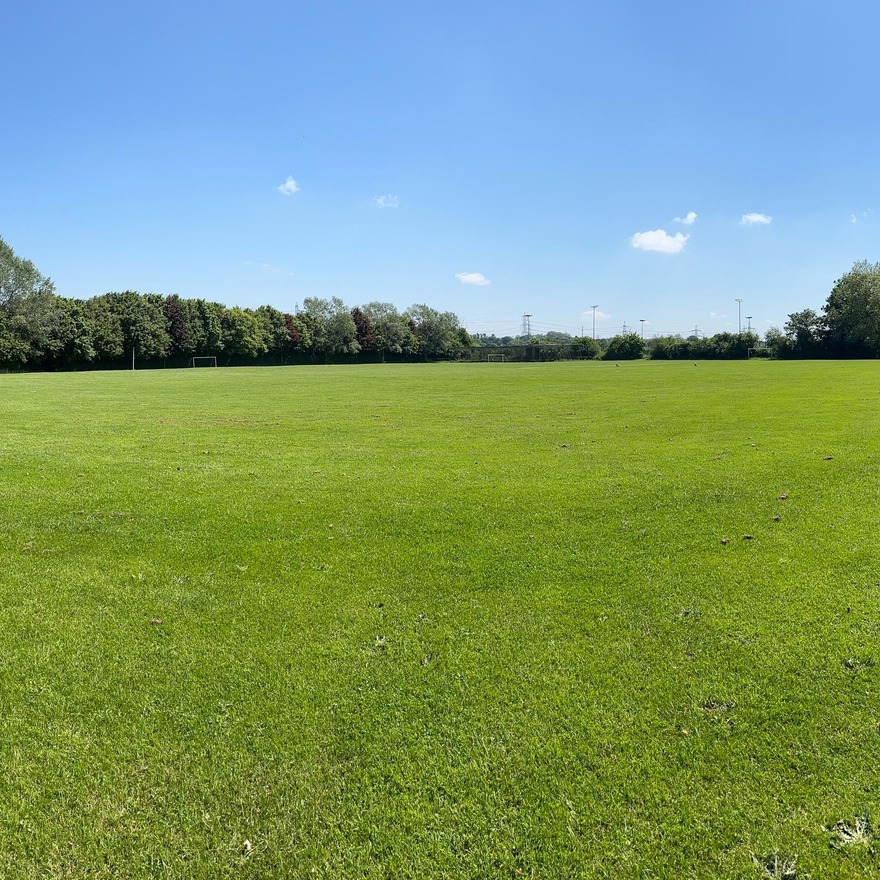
left=486, top=353, right=506, bottom=362
left=190, top=356, right=218, bottom=367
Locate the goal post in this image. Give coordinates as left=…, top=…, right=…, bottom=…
left=486, top=353, right=506, bottom=362
left=190, top=356, right=218, bottom=367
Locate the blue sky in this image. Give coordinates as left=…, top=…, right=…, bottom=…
left=3, top=0, right=880, bottom=338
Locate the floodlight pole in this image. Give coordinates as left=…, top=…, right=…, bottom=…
left=735, top=298, right=743, bottom=334
left=746, top=316, right=753, bottom=333
left=591, top=305, right=598, bottom=340
left=640, top=319, right=646, bottom=338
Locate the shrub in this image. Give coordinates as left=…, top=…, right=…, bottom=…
left=603, top=333, right=645, bottom=360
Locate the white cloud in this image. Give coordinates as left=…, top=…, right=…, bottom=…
left=674, top=211, right=697, bottom=225
left=851, top=214, right=858, bottom=224
left=741, top=212, right=771, bottom=225
left=631, top=229, right=689, bottom=254
left=580, top=309, right=611, bottom=321
left=455, top=272, right=491, bottom=286
left=372, top=194, right=399, bottom=208
left=709, top=312, right=727, bottom=319
left=277, top=176, right=300, bottom=196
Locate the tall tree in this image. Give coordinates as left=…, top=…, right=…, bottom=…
left=221, top=307, right=268, bottom=359
left=351, top=307, right=377, bottom=352
left=763, top=326, right=793, bottom=359
left=87, top=291, right=170, bottom=364
left=0, top=237, right=57, bottom=364
left=361, top=302, right=418, bottom=361
left=40, top=297, right=96, bottom=369
left=83, top=295, right=125, bottom=361
left=301, top=297, right=359, bottom=359
left=404, top=304, right=465, bottom=359
left=784, top=309, right=824, bottom=356
left=0, top=312, right=32, bottom=367
left=0, top=237, right=55, bottom=314
left=183, top=299, right=226, bottom=355
left=163, top=295, right=193, bottom=357
left=256, top=305, right=290, bottom=361
left=822, top=261, right=880, bottom=356
left=283, top=313, right=312, bottom=357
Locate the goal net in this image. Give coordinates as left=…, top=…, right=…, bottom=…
left=191, top=356, right=218, bottom=367
left=486, top=353, right=506, bottom=362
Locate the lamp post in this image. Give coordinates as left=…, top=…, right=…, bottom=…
left=640, top=319, right=646, bottom=339
left=746, top=316, right=753, bottom=333
left=735, top=298, right=743, bottom=334
left=591, top=305, right=598, bottom=340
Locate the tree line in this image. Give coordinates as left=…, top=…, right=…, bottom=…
left=0, top=238, right=472, bottom=370
left=642, top=261, right=880, bottom=360
left=4, top=236, right=880, bottom=370
left=476, top=262, right=880, bottom=361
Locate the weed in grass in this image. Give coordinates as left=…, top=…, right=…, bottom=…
left=754, top=852, right=799, bottom=878
left=843, top=656, right=875, bottom=672
left=825, top=811, right=873, bottom=851
left=701, top=699, right=736, bottom=713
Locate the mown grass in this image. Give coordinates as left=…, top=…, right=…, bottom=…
left=0, top=359, right=879, bottom=878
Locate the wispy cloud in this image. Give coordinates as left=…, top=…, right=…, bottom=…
left=372, top=194, right=399, bottom=208
left=455, top=272, right=491, bottom=286
left=631, top=229, right=689, bottom=254
left=709, top=312, right=727, bottom=319
left=851, top=214, right=858, bottom=224
left=580, top=309, right=611, bottom=321
left=674, top=211, right=697, bottom=225
left=244, top=260, right=295, bottom=277
left=277, top=176, right=300, bottom=196
left=741, top=212, right=771, bottom=225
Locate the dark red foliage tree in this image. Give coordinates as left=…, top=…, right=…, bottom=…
left=351, top=307, right=377, bottom=352
left=163, top=295, right=192, bottom=355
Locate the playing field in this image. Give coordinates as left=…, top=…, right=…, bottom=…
left=1, top=360, right=878, bottom=878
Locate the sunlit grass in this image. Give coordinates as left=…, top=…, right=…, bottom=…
left=0, top=360, right=878, bottom=877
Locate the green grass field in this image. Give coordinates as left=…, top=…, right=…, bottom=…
left=1, top=360, right=879, bottom=878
